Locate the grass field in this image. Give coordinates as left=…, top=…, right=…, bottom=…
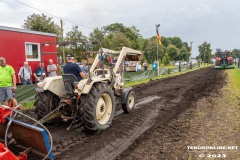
left=187, top=66, right=240, bottom=159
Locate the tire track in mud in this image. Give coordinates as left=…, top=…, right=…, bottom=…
left=53, top=98, right=162, bottom=159
left=83, top=103, right=161, bottom=160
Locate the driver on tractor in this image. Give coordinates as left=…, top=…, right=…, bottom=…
left=63, top=54, right=85, bottom=81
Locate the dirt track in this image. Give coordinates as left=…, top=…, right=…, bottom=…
left=43, top=67, right=224, bottom=160
left=13, top=67, right=226, bottom=160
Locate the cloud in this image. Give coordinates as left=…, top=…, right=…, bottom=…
left=1, top=0, right=240, bottom=56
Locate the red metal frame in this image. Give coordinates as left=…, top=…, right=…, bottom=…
left=0, top=143, right=27, bottom=160
left=0, top=107, right=12, bottom=123
left=0, top=104, right=27, bottom=160
left=0, top=143, right=18, bottom=160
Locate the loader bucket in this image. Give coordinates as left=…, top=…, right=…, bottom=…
left=0, top=119, right=53, bottom=159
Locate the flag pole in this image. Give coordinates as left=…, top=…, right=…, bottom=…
left=156, top=24, right=160, bottom=76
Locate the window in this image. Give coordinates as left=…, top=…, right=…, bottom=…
left=25, top=43, right=40, bottom=61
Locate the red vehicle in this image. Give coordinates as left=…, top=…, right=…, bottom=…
left=215, top=49, right=234, bottom=69
left=0, top=26, right=58, bottom=83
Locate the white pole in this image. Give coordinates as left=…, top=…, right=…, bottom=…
left=157, top=39, right=159, bottom=76
left=156, top=24, right=160, bottom=76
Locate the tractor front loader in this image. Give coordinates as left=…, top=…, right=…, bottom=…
left=34, top=46, right=142, bottom=133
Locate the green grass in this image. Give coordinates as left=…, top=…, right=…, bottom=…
left=124, top=64, right=211, bottom=87
left=228, top=67, right=240, bottom=137
left=160, top=63, right=176, bottom=69
left=226, top=66, right=240, bottom=100
left=20, top=100, right=35, bottom=109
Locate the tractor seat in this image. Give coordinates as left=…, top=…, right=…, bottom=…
left=62, top=74, right=78, bottom=95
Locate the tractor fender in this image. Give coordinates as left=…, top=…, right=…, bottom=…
left=37, top=76, right=66, bottom=97
left=120, top=87, right=133, bottom=104
left=81, top=77, right=111, bottom=94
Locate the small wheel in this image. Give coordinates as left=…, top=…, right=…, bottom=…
left=122, top=91, right=136, bottom=113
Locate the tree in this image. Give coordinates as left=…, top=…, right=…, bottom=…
left=124, top=26, right=142, bottom=49
left=198, top=41, right=212, bottom=63
left=166, top=44, right=180, bottom=61
left=161, top=36, right=171, bottom=47
left=22, top=13, right=61, bottom=36
left=65, top=25, right=83, bottom=41
left=143, top=37, right=164, bottom=63
left=109, top=32, right=132, bottom=50
left=102, top=23, right=125, bottom=35
left=171, top=37, right=183, bottom=49
left=231, top=49, right=240, bottom=59
left=65, top=26, right=85, bottom=61
left=179, top=46, right=190, bottom=61
left=89, top=28, right=107, bottom=50
left=102, top=23, right=141, bottom=49
left=182, top=42, right=191, bottom=52
left=162, top=53, right=171, bottom=65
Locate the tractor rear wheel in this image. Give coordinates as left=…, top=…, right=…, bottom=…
left=34, top=91, right=60, bottom=119
left=81, top=83, right=115, bottom=133
left=122, top=91, right=136, bottom=113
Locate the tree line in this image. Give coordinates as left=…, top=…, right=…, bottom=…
left=24, top=13, right=240, bottom=65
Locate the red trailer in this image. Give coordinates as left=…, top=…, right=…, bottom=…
left=0, top=26, right=57, bottom=83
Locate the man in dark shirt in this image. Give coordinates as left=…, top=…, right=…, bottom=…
left=34, top=63, right=46, bottom=83
left=63, top=54, right=85, bottom=81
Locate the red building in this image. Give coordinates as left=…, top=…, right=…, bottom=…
left=0, top=26, right=58, bottom=83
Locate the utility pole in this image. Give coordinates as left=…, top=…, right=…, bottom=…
left=156, top=24, right=160, bottom=76
left=60, top=19, right=65, bottom=64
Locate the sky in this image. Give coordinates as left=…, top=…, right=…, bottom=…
left=1, top=0, right=240, bottom=57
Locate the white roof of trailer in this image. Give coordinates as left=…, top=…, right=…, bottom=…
left=0, top=25, right=57, bottom=37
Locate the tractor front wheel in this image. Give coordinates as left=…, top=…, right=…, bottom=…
left=122, top=91, right=136, bottom=113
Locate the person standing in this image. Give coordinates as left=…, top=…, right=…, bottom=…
left=0, top=57, right=18, bottom=107
left=143, top=60, right=148, bottom=71
left=82, top=62, right=88, bottom=75
left=135, top=62, right=141, bottom=72
left=18, top=61, right=32, bottom=85
left=47, top=59, right=57, bottom=77
left=63, top=54, right=85, bottom=81
left=34, top=63, right=46, bottom=83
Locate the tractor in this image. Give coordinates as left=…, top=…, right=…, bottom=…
left=34, top=45, right=142, bottom=133
left=215, top=49, right=234, bottom=69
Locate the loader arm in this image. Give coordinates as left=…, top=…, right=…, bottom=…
left=113, top=47, right=142, bottom=74
left=90, top=48, right=119, bottom=76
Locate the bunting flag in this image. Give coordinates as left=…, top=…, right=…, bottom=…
left=156, top=25, right=162, bottom=45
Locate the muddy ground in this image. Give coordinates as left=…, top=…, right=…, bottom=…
left=9, top=66, right=238, bottom=159
left=52, top=67, right=228, bottom=160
